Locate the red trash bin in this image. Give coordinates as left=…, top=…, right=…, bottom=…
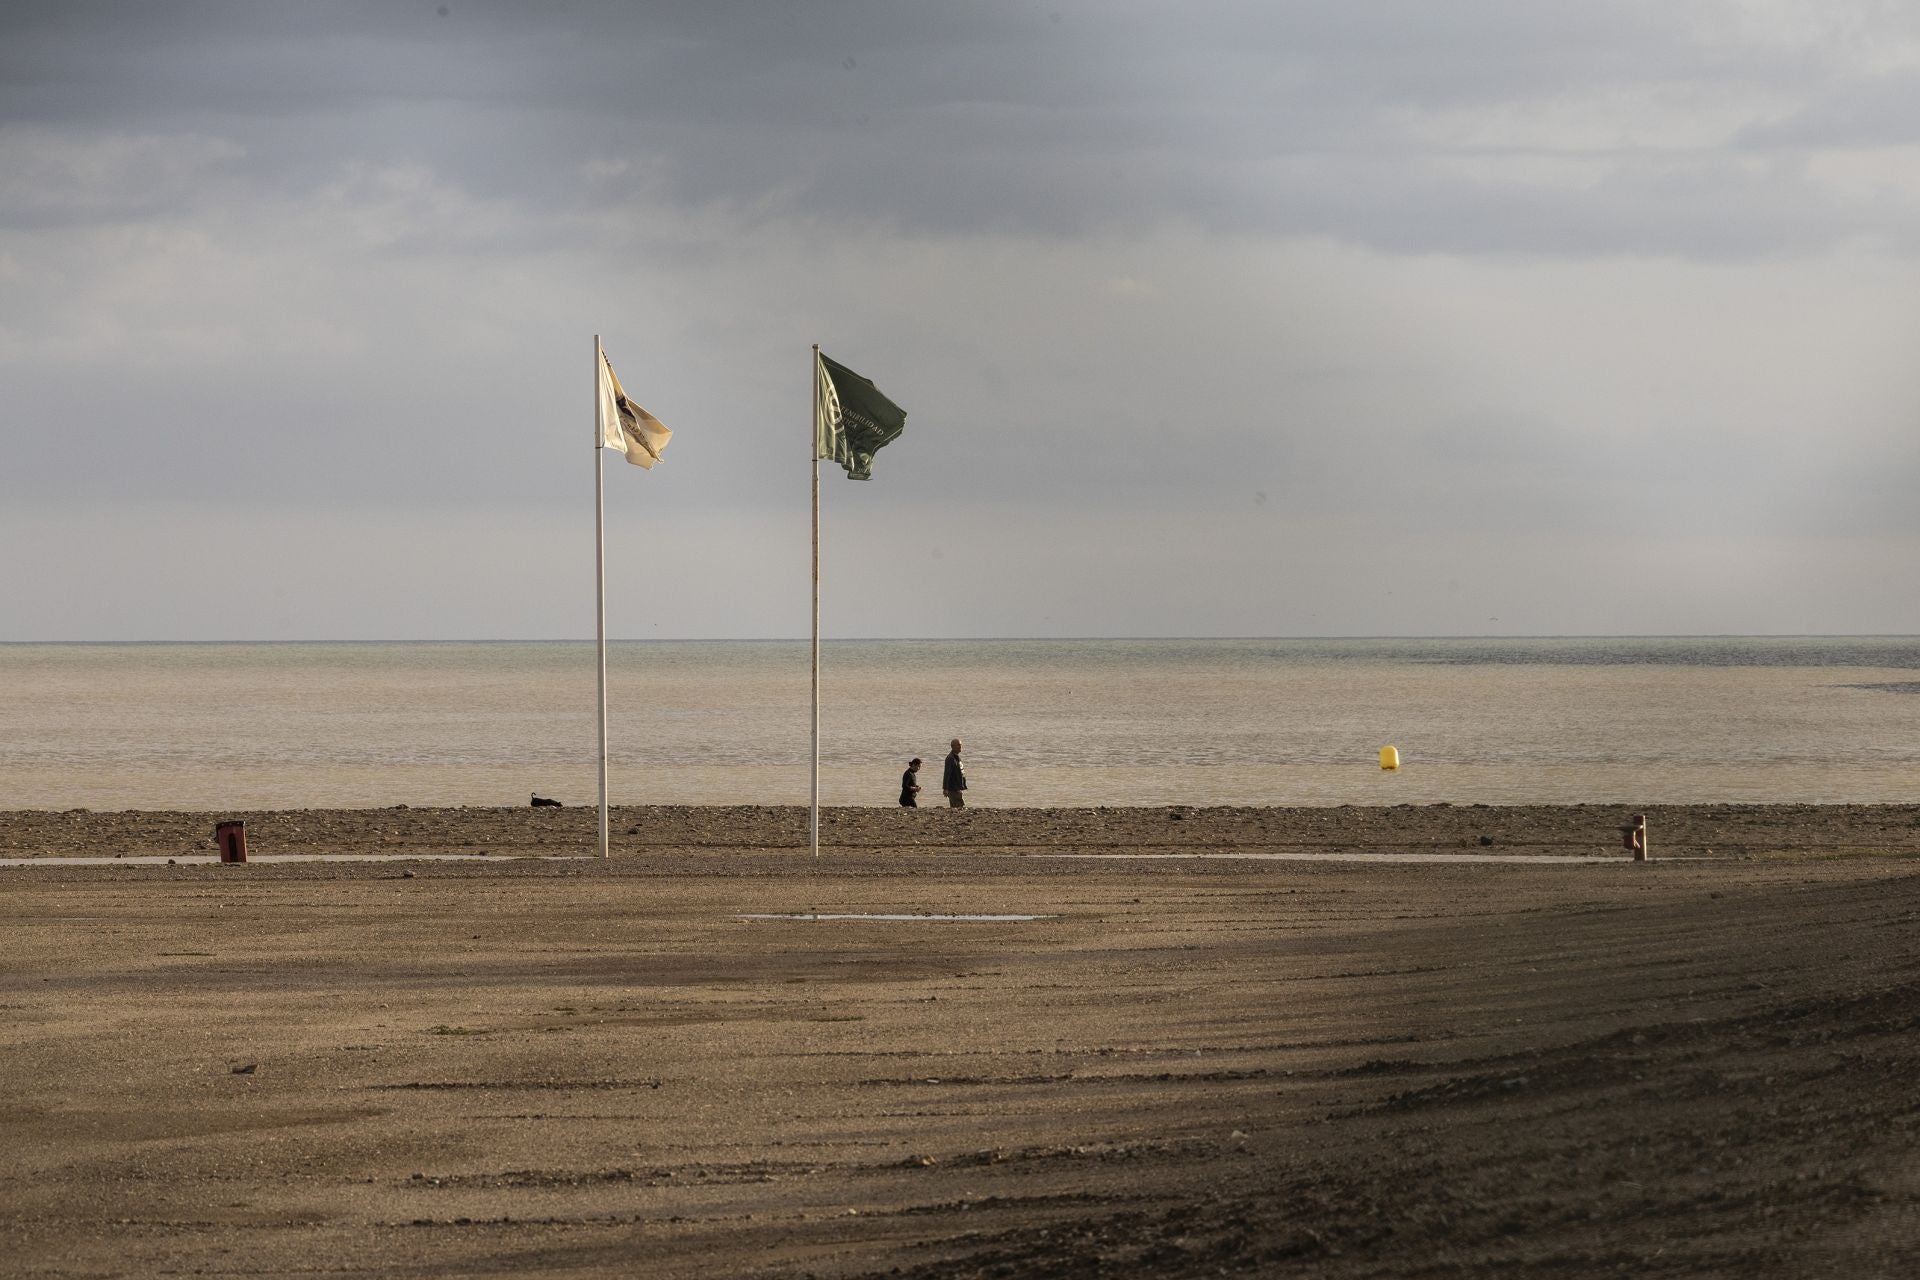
left=215, top=821, right=248, bottom=863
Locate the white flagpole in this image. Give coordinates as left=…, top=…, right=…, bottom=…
left=810, top=345, right=822, bottom=858
left=594, top=335, right=610, bottom=860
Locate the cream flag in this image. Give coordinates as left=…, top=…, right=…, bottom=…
left=597, top=349, right=672, bottom=469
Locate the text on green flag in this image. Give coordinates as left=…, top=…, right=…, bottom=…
left=815, top=351, right=907, bottom=481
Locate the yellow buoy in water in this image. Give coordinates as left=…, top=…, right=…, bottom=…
left=1379, top=745, right=1400, bottom=771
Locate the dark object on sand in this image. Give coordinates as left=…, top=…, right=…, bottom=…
left=215, top=821, right=247, bottom=863
left=1479, top=834, right=1495, bottom=846
left=531, top=794, right=562, bottom=808
left=1622, top=814, right=1648, bottom=861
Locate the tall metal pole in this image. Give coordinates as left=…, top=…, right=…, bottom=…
left=810, top=345, right=822, bottom=858
left=594, top=335, right=610, bottom=859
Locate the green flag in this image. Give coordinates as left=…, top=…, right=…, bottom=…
left=815, top=351, right=907, bottom=481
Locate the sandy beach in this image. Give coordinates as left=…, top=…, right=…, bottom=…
left=3, top=804, right=1918, bottom=1277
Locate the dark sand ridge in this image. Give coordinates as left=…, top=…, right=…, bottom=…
left=2, top=805, right=1918, bottom=1277
left=6, top=802, right=1920, bottom=860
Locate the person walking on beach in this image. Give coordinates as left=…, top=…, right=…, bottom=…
left=899, top=758, right=922, bottom=807
left=942, top=738, right=967, bottom=808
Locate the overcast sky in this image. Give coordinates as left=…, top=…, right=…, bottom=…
left=4, top=0, right=1917, bottom=640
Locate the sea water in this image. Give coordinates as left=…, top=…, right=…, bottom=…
left=2, top=638, right=1916, bottom=810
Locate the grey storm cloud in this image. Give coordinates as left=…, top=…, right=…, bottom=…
left=6, top=1, right=1917, bottom=253
left=1738, top=68, right=1920, bottom=149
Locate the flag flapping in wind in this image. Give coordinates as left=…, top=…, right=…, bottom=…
left=815, top=351, right=907, bottom=481
left=598, top=349, right=672, bottom=469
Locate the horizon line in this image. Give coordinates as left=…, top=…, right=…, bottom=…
left=5, top=633, right=1920, bottom=646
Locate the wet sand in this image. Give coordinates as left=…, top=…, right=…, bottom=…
left=3, top=804, right=1919, bottom=1277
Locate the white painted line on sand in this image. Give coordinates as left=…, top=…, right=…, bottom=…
left=738, top=913, right=1055, bottom=922
left=1021, top=851, right=1653, bottom=865
left=0, top=854, right=593, bottom=868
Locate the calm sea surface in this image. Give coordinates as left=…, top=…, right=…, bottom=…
left=2, top=638, right=1916, bottom=810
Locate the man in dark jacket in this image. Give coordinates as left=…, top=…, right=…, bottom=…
left=899, top=758, right=922, bottom=807
left=942, top=738, right=966, bottom=808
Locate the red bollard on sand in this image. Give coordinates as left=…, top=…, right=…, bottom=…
left=215, top=821, right=248, bottom=864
